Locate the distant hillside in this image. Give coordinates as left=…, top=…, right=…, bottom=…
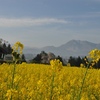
left=23, top=40, right=100, bottom=59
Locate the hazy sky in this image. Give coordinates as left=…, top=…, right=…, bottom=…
left=0, top=0, right=100, bottom=47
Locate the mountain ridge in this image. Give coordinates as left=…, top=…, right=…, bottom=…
left=23, top=40, right=100, bottom=60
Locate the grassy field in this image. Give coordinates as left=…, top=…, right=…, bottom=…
left=0, top=62, right=100, bottom=100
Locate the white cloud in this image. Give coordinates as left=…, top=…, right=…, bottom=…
left=0, top=17, right=68, bottom=27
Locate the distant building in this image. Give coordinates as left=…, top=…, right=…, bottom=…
left=0, top=46, right=7, bottom=59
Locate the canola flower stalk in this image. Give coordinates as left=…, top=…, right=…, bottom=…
left=10, top=41, right=24, bottom=100
left=77, top=63, right=90, bottom=100
left=78, top=48, right=100, bottom=100
left=50, top=59, right=63, bottom=100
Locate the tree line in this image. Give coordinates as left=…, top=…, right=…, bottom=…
left=0, top=38, right=100, bottom=68
left=30, top=51, right=100, bottom=69
left=67, top=56, right=100, bottom=68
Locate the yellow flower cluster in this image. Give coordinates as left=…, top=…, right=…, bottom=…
left=0, top=63, right=100, bottom=100
left=88, top=49, right=100, bottom=63
left=6, top=89, right=18, bottom=100
left=12, top=41, right=24, bottom=55
left=12, top=41, right=24, bottom=61
left=50, top=59, right=63, bottom=71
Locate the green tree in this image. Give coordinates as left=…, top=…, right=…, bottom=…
left=22, top=54, right=26, bottom=62
left=7, top=44, right=12, bottom=54
left=0, top=38, right=3, bottom=45
left=32, top=54, right=42, bottom=63
left=76, top=56, right=82, bottom=67
left=2, top=43, right=7, bottom=50
left=68, top=56, right=76, bottom=66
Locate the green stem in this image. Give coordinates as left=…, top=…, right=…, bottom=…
left=50, top=71, right=55, bottom=100
left=10, top=61, right=16, bottom=100
left=77, top=64, right=89, bottom=100
left=11, top=62, right=16, bottom=89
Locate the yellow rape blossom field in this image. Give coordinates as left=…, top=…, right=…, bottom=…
left=0, top=62, right=100, bottom=100
left=0, top=42, right=100, bottom=100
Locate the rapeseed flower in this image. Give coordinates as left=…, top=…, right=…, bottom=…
left=50, top=59, right=63, bottom=71
left=12, top=41, right=24, bottom=61
left=88, top=49, right=100, bottom=63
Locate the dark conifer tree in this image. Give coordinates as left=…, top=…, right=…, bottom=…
left=7, top=44, right=12, bottom=54
left=32, top=54, right=42, bottom=63
left=22, top=54, right=26, bottom=62
left=76, top=56, right=82, bottom=67
left=2, top=43, right=7, bottom=50
left=68, top=56, right=76, bottom=66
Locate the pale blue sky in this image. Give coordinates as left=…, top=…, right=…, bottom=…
left=0, top=0, right=100, bottom=47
